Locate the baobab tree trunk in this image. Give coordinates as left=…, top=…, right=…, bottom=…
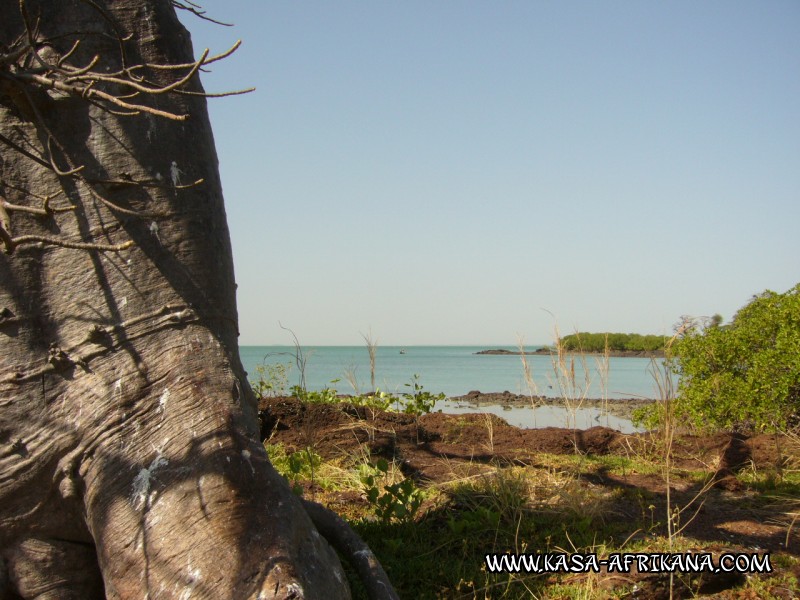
left=0, top=2, right=393, bottom=598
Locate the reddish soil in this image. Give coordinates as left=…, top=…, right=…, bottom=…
left=259, top=397, right=800, bottom=598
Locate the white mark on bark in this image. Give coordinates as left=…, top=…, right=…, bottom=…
left=170, top=161, right=183, bottom=186
left=177, top=559, right=201, bottom=600
left=130, top=454, right=169, bottom=509
left=241, top=449, right=255, bottom=474
left=149, top=221, right=161, bottom=243
left=120, top=296, right=128, bottom=308
left=114, top=378, right=123, bottom=395
left=158, top=388, right=170, bottom=413
left=285, top=582, right=304, bottom=597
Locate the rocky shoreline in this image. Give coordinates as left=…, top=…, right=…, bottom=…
left=448, top=390, right=657, bottom=420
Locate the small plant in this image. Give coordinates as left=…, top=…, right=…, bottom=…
left=360, top=458, right=423, bottom=524
left=249, top=361, right=291, bottom=398
left=351, top=389, right=395, bottom=412
left=399, top=374, right=445, bottom=416
left=266, top=443, right=322, bottom=495
left=291, top=380, right=340, bottom=404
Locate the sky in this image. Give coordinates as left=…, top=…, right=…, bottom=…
left=178, top=2, right=799, bottom=346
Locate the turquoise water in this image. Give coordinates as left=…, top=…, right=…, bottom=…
left=240, top=346, right=665, bottom=433
left=240, top=345, right=664, bottom=400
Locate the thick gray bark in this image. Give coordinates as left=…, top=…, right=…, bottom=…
left=0, top=2, right=368, bottom=598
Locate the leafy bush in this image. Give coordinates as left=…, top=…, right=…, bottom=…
left=672, top=283, right=800, bottom=431
left=250, top=362, right=291, bottom=397
left=360, top=458, right=423, bottom=524
left=399, top=374, right=445, bottom=416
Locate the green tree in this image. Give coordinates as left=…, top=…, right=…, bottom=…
left=672, top=284, right=800, bottom=431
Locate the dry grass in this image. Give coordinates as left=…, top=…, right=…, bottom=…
left=547, top=326, right=591, bottom=434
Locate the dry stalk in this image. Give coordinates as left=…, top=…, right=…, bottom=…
left=548, top=325, right=591, bottom=435
left=517, top=334, right=540, bottom=428
left=595, top=334, right=611, bottom=427
left=482, top=412, right=495, bottom=454
left=361, top=329, right=378, bottom=393
left=279, top=323, right=310, bottom=392
left=342, top=364, right=360, bottom=396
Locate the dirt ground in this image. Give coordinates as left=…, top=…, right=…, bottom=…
left=259, top=396, right=800, bottom=598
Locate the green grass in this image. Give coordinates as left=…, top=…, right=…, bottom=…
left=264, top=441, right=800, bottom=599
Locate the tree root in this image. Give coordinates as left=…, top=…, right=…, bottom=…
left=301, top=499, right=400, bottom=600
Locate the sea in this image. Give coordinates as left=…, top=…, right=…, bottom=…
left=240, top=345, right=667, bottom=433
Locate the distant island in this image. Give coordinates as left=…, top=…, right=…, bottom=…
left=475, top=349, right=542, bottom=355
left=477, top=332, right=667, bottom=357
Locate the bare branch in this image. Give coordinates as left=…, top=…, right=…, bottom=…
left=46, top=137, right=85, bottom=176
left=88, top=177, right=205, bottom=190
left=56, top=39, right=81, bottom=67
left=0, top=42, right=30, bottom=68
left=0, top=2, right=251, bottom=255
left=0, top=222, right=13, bottom=253
left=141, top=40, right=244, bottom=70
left=2, top=193, right=74, bottom=217
left=72, top=48, right=210, bottom=95
left=170, top=1, right=234, bottom=27
left=59, top=53, right=101, bottom=77
left=173, top=87, right=255, bottom=98
left=0, top=132, right=52, bottom=170
left=7, top=234, right=134, bottom=254
left=18, top=85, right=161, bottom=218
left=14, top=72, right=190, bottom=120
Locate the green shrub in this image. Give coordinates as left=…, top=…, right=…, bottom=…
left=672, top=283, right=800, bottom=431
left=359, top=458, right=423, bottom=524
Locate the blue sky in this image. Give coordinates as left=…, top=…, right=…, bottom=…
left=180, top=2, right=799, bottom=346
